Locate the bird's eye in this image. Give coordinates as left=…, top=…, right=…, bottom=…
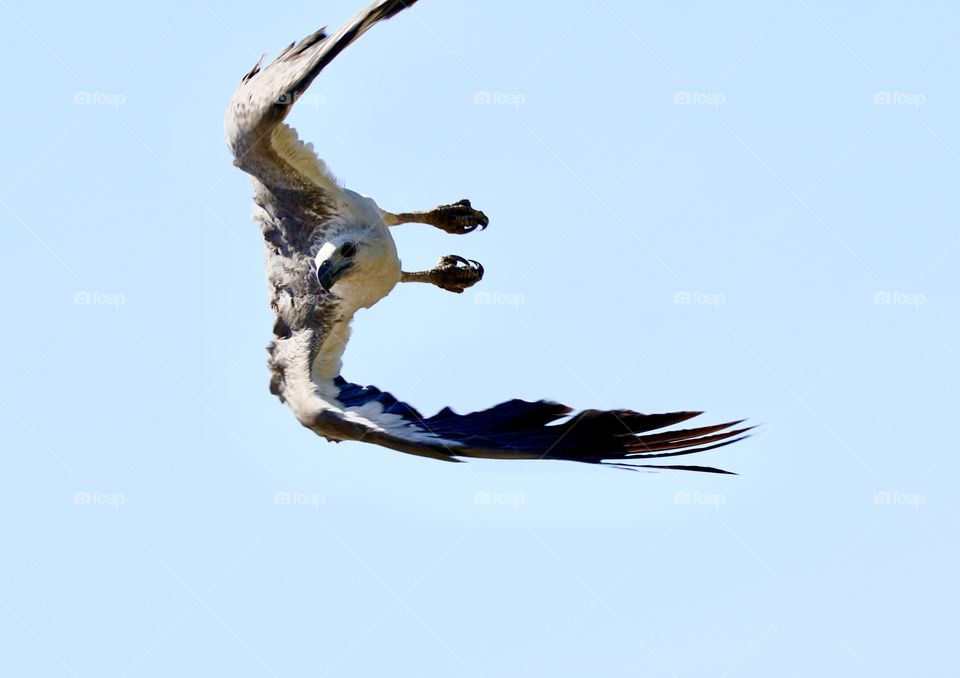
left=340, top=242, right=357, bottom=258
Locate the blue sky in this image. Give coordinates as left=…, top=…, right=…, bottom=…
left=2, top=0, right=958, bottom=676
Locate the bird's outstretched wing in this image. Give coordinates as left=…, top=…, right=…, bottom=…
left=224, top=0, right=418, bottom=199
left=230, top=0, right=752, bottom=473
left=298, top=377, right=751, bottom=473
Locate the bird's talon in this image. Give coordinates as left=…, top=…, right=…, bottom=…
left=432, top=254, right=484, bottom=293
left=433, top=199, right=489, bottom=234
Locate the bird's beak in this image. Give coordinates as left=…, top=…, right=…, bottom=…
left=316, top=256, right=353, bottom=292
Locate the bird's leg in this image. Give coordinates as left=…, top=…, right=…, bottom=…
left=380, top=199, right=489, bottom=234
left=401, top=255, right=484, bottom=293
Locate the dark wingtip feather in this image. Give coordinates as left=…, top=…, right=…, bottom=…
left=380, top=0, right=420, bottom=21
left=241, top=53, right=266, bottom=82
left=602, top=462, right=737, bottom=474
left=329, top=378, right=751, bottom=474
left=627, top=425, right=754, bottom=456
left=288, top=27, right=329, bottom=57
left=637, top=464, right=738, bottom=475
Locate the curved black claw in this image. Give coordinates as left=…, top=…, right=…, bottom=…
left=433, top=199, right=489, bottom=234
left=433, top=255, right=484, bottom=293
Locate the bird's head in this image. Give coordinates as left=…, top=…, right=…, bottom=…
left=314, top=227, right=401, bottom=310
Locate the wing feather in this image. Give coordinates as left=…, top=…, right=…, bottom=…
left=224, top=0, right=419, bottom=198
left=297, top=377, right=750, bottom=473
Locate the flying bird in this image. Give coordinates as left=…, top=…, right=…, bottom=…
left=225, top=0, right=750, bottom=472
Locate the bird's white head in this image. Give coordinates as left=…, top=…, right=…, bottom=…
left=314, top=226, right=401, bottom=312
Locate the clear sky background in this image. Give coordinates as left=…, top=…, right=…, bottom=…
left=2, top=1, right=958, bottom=676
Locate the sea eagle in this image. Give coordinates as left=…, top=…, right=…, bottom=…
left=224, top=0, right=750, bottom=472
